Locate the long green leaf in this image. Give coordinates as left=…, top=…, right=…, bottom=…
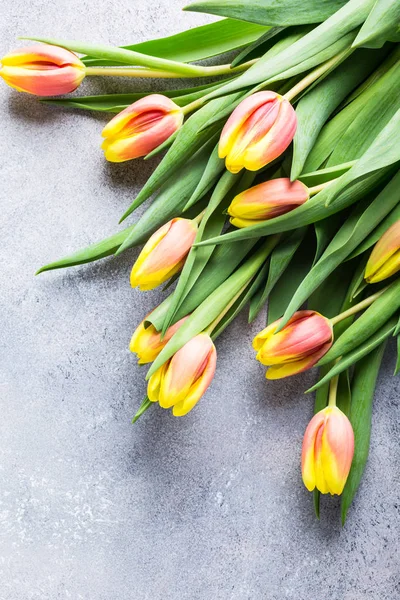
left=353, top=0, right=400, bottom=48
left=147, top=240, right=278, bottom=378
left=340, top=342, right=386, bottom=523
left=308, top=315, right=397, bottom=392
left=183, top=143, right=225, bottom=211
left=319, top=279, right=400, bottom=366
left=118, top=94, right=241, bottom=225
left=291, top=48, right=386, bottom=179
left=231, top=26, right=287, bottom=67
left=279, top=171, right=400, bottom=325
left=132, top=396, right=153, bottom=423
left=395, top=335, right=400, bottom=375
left=81, top=19, right=270, bottom=66
left=184, top=0, right=347, bottom=26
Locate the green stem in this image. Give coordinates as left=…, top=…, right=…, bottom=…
left=308, top=179, right=337, bottom=196
left=328, top=374, right=339, bottom=407
left=85, top=58, right=257, bottom=82
left=330, top=287, right=388, bottom=326
left=283, top=48, right=352, bottom=102
left=193, top=209, right=206, bottom=225
left=204, top=282, right=250, bottom=335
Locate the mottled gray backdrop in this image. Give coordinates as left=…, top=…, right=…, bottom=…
left=1, top=1, right=399, bottom=598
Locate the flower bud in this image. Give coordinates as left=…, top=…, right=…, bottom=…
left=130, top=314, right=189, bottom=364
left=253, top=310, right=333, bottom=379
left=228, top=178, right=309, bottom=228
left=302, top=406, right=354, bottom=495
left=0, top=44, right=85, bottom=96
left=130, top=218, right=197, bottom=291
left=365, top=220, right=400, bottom=283
left=101, top=94, right=184, bottom=162
left=147, top=333, right=217, bottom=416
left=218, top=91, right=297, bottom=174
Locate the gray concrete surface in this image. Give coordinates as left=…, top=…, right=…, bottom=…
left=1, top=1, right=399, bottom=599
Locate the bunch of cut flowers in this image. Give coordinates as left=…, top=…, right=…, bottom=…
left=2, top=0, right=400, bottom=523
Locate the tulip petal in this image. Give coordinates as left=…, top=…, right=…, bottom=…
left=301, top=411, right=325, bottom=492
left=365, top=220, right=400, bottom=283
left=322, top=408, right=354, bottom=495
left=172, top=345, right=217, bottom=416
left=265, top=342, right=332, bottom=379
left=147, top=362, right=169, bottom=403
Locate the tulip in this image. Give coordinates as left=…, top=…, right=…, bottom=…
left=365, top=220, right=400, bottom=283
left=101, top=94, right=184, bottom=162
left=228, top=178, right=309, bottom=228
left=130, top=218, right=197, bottom=291
left=218, top=91, right=297, bottom=174
left=302, top=406, right=354, bottom=495
left=253, top=310, right=333, bottom=379
left=0, top=44, right=85, bottom=96
left=147, top=333, right=217, bottom=416
left=130, top=314, right=189, bottom=364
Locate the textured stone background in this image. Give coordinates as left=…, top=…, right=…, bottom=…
left=1, top=1, right=399, bottom=599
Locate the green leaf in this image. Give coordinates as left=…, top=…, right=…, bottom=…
left=394, top=313, right=400, bottom=337
left=279, top=171, right=400, bottom=325
left=118, top=94, right=241, bottom=225
left=81, top=19, right=270, bottom=66
left=24, top=36, right=221, bottom=77
left=313, top=213, right=344, bottom=265
left=132, top=396, right=153, bottom=423
left=36, top=146, right=210, bottom=274
left=319, top=279, right=400, bottom=366
left=184, top=0, right=348, bottom=26
left=147, top=239, right=278, bottom=378
left=353, top=0, right=400, bottom=49
left=267, top=234, right=315, bottom=324
left=298, top=162, right=356, bottom=187
left=308, top=315, right=396, bottom=392
left=341, top=342, right=387, bottom=524
left=231, top=26, right=287, bottom=67
left=249, top=227, right=308, bottom=322
left=194, top=166, right=391, bottom=247
left=291, top=48, right=386, bottom=179
left=187, top=0, right=373, bottom=99
left=183, top=143, right=225, bottom=211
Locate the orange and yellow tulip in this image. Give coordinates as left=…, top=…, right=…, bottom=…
left=218, top=91, right=297, bottom=174
left=130, top=314, right=189, bottom=364
left=302, top=406, right=354, bottom=495
left=253, top=310, right=333, bottom=379
left=365, top=220, right=400, bottom=283
left=0, top=44, right=85, bottom=96
left=130, top=218, right=197, bottom=291
left=101, top=94, right=184, bottom=162
left=228, top=177, right=309, bottom=228
left=147, top=333, right=217, bottom=416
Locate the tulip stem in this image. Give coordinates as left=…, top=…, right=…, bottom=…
left=308, top=180, right=337, bottom=196
left=85, top=59, right=257, bottom=81
left=283, top=48, right=352, bottom=103
left=204, top=282, right=251, bottom=336
left=193, top=209, right=206, bottom=224
left=330, top=287, right=389, bottom=326
left=328, top=375, right=339, bottom=407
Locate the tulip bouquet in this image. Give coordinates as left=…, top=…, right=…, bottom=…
left=2, top=0, right=400, bottom=522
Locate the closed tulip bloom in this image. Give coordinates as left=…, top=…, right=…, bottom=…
left=253, top=310, right=333, bottom=379
left=302, top=406, right=354, bottom=495
left=228, top=178, right=309, bottom=228
left=365, top=220, right=400, bottom=283
left=147, top=333, right=217, bottom=416
left=130, top=315, right=189, bottom=364
left=219, top=91, right=297, bottom=174
left=101, top=94, right=183, bottom=162
left=130, top=218, right=197, bottom=291
left=0, top=44, right=85, bottom=96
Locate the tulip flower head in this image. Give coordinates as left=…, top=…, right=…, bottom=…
left=219, top=91, right=297, bottom=174
left=147, top=333, right=217, bottom=416
left=302, top=406, right=354, bottom=495
left=130, top=315, right=189, bottom=364
left=130, top=218, right=197, bottom=291
left=101, top=94, right=184, bottom=162
left=365, top=220, right=400, bottom=284
left=253, top=310, right=333, bottom=379
left=228, top=177, right=309, bottom=228
left=0, top=44, right=85, bottom=96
